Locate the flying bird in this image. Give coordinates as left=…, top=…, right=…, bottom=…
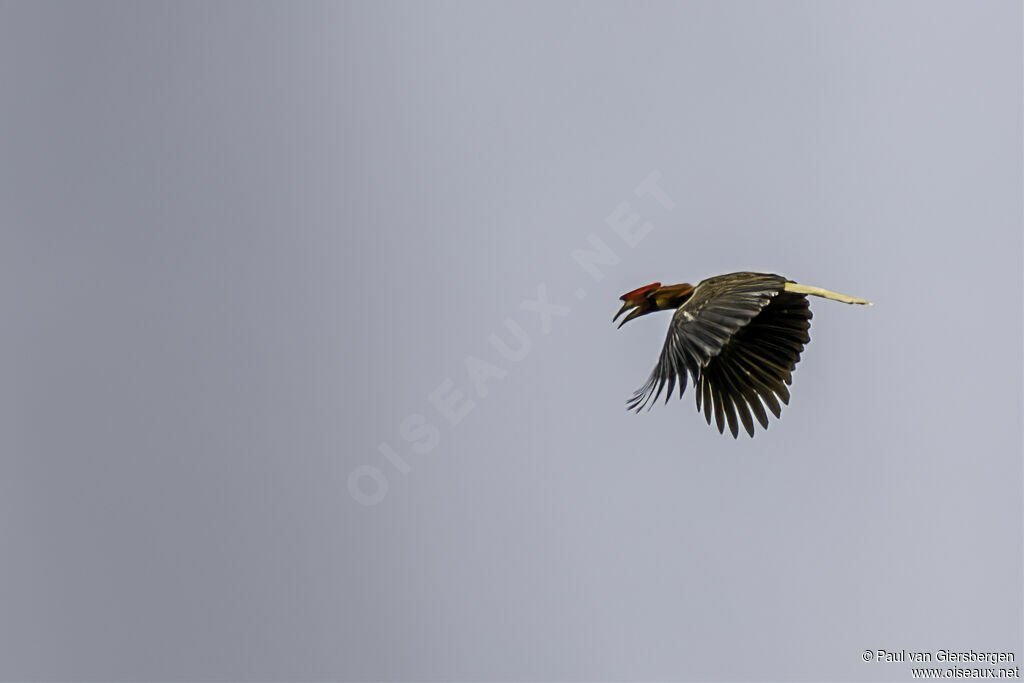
left=614, top=272, right=870, bottom=437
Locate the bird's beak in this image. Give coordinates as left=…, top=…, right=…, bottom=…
left=613, top=301, right=631, bottom=324
left=613, top=302, right=643, bottom=328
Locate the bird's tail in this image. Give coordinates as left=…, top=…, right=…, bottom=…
left=784, top=282, right=872, bottom=306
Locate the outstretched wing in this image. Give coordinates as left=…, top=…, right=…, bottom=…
left=696, top=291, right=811, bottom=437
left=627, top=272, right=811, bottom=437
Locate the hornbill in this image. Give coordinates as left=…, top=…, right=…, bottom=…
left=613, top=272, right=870, bottom=437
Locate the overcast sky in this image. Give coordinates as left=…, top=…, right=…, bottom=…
left=2, top=1, right=1021, bottom=680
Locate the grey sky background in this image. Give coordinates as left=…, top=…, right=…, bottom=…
left=2, top=1, right=1021, bottom=681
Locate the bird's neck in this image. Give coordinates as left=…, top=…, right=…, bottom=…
left=652, top=285, right=694, bottom=310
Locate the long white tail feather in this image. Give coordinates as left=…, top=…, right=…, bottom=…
left=784, top=282, right=872, bottom=306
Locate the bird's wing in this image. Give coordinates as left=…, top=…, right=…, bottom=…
left=696, top=291, right=811, bottom=437
left=627, top=273, right=785, bottom=412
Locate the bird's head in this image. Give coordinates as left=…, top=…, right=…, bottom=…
left=613, top=282, right=694, bottom=328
